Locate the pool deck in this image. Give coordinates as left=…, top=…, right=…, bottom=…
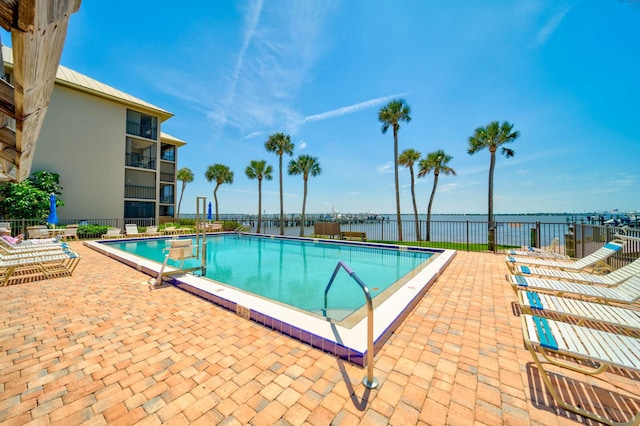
left=1, top=242, right=638, bottom=425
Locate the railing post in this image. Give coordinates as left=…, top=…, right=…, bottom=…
left=324, top=261, right=378, bottom=389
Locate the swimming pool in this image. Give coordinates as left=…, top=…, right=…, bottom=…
left=86, top=233, right=456, bottom=365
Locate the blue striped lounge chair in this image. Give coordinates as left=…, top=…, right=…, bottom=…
left=505, top=238, right=626, bottom=274
left=510, top=256, right=640, bottom=285
left=508, top=274, right=640, bottom=306
left=521, top=314, right=640, bottom=425
left=518, top=290, right=640, bottom=335
left=0, top=249, right=81, bottom=287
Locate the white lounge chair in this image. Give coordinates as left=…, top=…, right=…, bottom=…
left=143, top=225, right=162, bottom=236
left=506, top=238, right=626, bottom=274
left=506, top=238, right=568, bottom=259
left=0, top=249, right=81, bottom=287
left=511, top=256, right=640, bottom=285
left=518, top=290, right=640, bottom=334
left=101, top=228, right=123, bottom=239
left=62, top=224, right=79, bottom=241
left=125, top=224, right=141, bottom=237
left=508, top=274, right=640, bottom=305
left=521, top=314, right=640, bottom=425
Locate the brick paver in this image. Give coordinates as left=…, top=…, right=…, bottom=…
left=1, top=241, right=638, bottom=425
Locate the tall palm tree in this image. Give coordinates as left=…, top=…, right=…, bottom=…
left=378, top=98, right=411, bottom=241
left=265, top=132, right=294, bottom=235
left=204, top=164, right=234, bottom=221
left=175, top=167, right=193, bottom=221
left=418, top=150, right=456, bottom=242
left=245, top=160, right=273, bottom=233
left=288, top=154, right=322, bottom=237
left=399, top=148, right=422, bottom=241
left=467, top=121, right=520, bottom=250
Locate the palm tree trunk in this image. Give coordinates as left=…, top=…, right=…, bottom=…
left=176, top=182, right=186, bottom=220
left=393, top=126, right=403, bottom=241
left=410, top=167, right=420, bottom=241
left=257, top=178, right=263, bottom=233
left=427, top=173, right=439, bottom=242
left=300, top=179, right=308, bottom=237
left=214, top=184, right=220, bottom=221
left=488, top=149, right=496, bottom=251
left=279, top=155, right=284, bottom=235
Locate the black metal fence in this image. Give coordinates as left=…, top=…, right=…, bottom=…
left=2, top=217, right=639, bottom=265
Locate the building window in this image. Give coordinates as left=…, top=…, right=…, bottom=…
left=160, top=205, right=174, bottom=217
left=161, top=144, right=175, bottom=161
left=126, top=109, right=158, bottom=140
left=124, top=201, right=155, bottom=219
left=160, top=184, right=174, bottom=204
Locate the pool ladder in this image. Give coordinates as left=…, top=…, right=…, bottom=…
left=324, top=261, right=378, bottom=389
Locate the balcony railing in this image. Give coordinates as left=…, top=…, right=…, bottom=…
left=126, top=121, right=157, bottom=140
left=124, top=184, right=156, bottom=200
left=160, top=196, right=174, bottom=204
left=126, top=153, right=156, bottom=170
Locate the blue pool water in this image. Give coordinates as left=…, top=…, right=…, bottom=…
left=107, top=235, right=433, bottom=316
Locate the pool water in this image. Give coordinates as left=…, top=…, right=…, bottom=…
left=110, top=235, right=433, bottom=318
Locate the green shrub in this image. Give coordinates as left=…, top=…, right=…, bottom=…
left=78, top=224, right=109, bottom=239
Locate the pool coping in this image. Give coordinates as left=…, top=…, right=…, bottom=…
left=84, top=233, right=456, bottom=366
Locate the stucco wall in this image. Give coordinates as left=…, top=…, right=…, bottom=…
left=32, top=86, right=127, bottom=221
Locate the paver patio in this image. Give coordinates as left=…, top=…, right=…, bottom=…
left=1, top=241, right=638, bottom=425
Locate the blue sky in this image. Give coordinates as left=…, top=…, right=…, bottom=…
left=10, top=1, right=640, bottom=214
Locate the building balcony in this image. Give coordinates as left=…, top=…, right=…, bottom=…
left=126, top=153, right=156, bottom=170
left=126, top=120, right=157, bottom=140
left=125, top=184, right=156, bottom=200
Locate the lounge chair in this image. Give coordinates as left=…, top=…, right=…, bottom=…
left=101, top=228, right=123, bottom=239
left=511, top=256, right=640, bottom=285
left=0, top=249, right=81, bottom=286
left=125, top=224, right=141, bottom=237
left=521, top=314, right=640, bottom=425
left=518, top=290, right=640, bottom=334
left=506, top=237, right=568, bottom=259
left=62, top=224, right=79, bottom=241
left=163, top=224, right=191, bottom=235
left=143, top=225, right=162, bottom=236
left=26, top=225, right=50, bottom=239
left=0, top=235, right=70, bottom=255
left=506, top=238, right=626, bottom=274
left=508, top=274, right=640, bottom=305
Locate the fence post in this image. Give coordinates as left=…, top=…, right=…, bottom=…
left=466, top=221, right=469, bottom=252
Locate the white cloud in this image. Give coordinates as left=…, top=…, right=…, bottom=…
left=534, top=5, right=572, bottom=47
left=377, top=162, right=393, bottom=174
left=302, top=93, right=409, bottom=124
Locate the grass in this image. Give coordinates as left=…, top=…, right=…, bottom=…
left=370, top=240, right=516, bottom=252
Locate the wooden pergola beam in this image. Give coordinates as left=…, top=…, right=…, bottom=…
left=0, top=0, right=81, bottom=182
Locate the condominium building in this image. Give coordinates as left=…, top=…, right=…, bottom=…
left=2, top=46, right=185, bottom=225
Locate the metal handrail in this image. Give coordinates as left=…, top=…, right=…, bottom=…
left=324, top=260, right=378, bottom=389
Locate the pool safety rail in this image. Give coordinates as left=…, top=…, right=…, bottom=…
left=149, top=196, right=210, bottom=288
left=324, top=260, right=378, bottom=389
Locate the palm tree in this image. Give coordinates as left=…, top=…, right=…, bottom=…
left=265, top=132, right=294, bottom=235
left=288, top=154, right=322, bottom=237
left=399, top=148, right=422, bottom=241
left=245, top=160, right=273, bottom=233
left=175, top=167, right=194, bottom=221
left=378, top=98, right=411, bottom=241
left=204, top=164, right=234, bottom=221
left=418, top=150, right=456, bottom=242
left=467, top=121, right=520, bottom=250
